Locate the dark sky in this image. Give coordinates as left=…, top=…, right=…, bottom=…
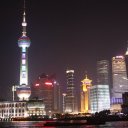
left=0, top=0, right=128, bottom=100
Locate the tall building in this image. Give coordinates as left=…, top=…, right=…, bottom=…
left=112, top=56, right=128, bottom=99
left=121, top=92, right=128, bottom=114
left=16, top=3, right=31, bottom=101
left=80, top=75, right=92, bottom=113
left=0, top=1, right=46, bottom=119
left=97, top=60, right=110, bottom=85
left=96, top=60, right=111, bottom=99
left=90, top=85, right=110, bottom=113
left=31, top=73, right=61, bottom=114
left=65, top=69, right=77, bottom=113
left=125, top=44, right=128, bottom=78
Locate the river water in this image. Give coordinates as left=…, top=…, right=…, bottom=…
left=0, top=121, right=128, bottom=128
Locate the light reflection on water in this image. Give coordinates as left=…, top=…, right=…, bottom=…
left=0, top=121, right=128, bottom=128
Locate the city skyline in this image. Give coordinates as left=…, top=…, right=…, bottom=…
left=0, top=0, right=128, bottom=100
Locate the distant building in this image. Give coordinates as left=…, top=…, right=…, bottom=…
left=125, top=44, right=128, bottom=78
left=16, top=0, right=31, bottom=101
left=110, top=56, right=128, bottom=112
left=97, top=60, right=110, bottom=85
left=80, top=75, right=92, bottom=113
left=0, top=100, right=45, bottom=119
left=97, top=60, right=111, bottom=97
left=121, top=92, right=128, bottom=114
left=0, top=1, right=47, bottom=120
left=90, top=85, right=110, bottom=113
left=27, top=99, right=46, bottom=116
left=90, top=60, right=111, bottom=113
left=31, top=73, right=61, bottom=114
left=112, top=56, right=128, bottom=100
left=65, top=69, right=77, bottom=113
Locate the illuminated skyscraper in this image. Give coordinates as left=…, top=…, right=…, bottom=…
left=125, top=44, right=128, bottom=78
left=90, top=85, right=110, bottom=113
left=97, top=60, right=111, bottom=98
left=97, top=60, right=110, bottom=85
left=112, top=56, right=128, bottom=101
left=31, top=73, right=61, bottom=114
left=65, top=69, right=77, bottom=113
left=16, top=1, right=31, bottom=101
left=81, top=75, right=92, bottom=113
left=89, top=60, right=110, bottom=113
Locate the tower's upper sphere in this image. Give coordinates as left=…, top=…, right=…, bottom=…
left=16, top=85, right=31, bottom=101
left=18, top=36, right=31, bottom=48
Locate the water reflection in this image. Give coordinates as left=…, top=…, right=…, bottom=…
left=0, top=121, right=128, bottom=128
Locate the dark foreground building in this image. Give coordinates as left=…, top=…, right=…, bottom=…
left=31, top=73, right=61, bottom=114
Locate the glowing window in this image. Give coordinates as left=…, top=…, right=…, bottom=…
left=22, top=59, right=26, bottom=64
left=22, top=53, right=26, bottom=59
left=22, top=47, right=26, bottom=52
left=22, top=66, right=26, bottom=71
left=22, top=72, right=26, bottom=78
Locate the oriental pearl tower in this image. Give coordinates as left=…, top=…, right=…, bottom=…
left=16, top=0, right=31, bottom=101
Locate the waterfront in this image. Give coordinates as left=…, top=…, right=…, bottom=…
left=0, top=121, right=128, bottom=128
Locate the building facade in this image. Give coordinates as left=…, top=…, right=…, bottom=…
left=121, top=92, right=128, bottom=114
left=90, top=85, right=110, bottom=113
left=112, top=56, right=128, bottom=99
left=0, top=100, right=45, bottom=119
left=31, top=73, right=61, bottom=114
left=80, top=75, right=92, bottom=113
left=65, top=69, right=77, bottom=113
left=97, top=60, right=110, bottom=85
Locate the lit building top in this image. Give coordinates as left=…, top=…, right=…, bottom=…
left=112, top=55, right=124, bottom=59
left=66, top=70, right=74, bottom=73
left=81, top=75, right=92, bottom=92
left=81, top=75, right=92, bottom=86
left=18, top=36, right=31, bottom=48
left=18, top=1, right=31, bottom=48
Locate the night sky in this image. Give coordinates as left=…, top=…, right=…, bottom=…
left=0, top=0, right=128, bottom=100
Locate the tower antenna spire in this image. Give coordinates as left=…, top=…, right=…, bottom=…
left=17, top=0, right=31, bottom=101
left=22, top=0, right=27, bottom=36
left=23, top=0, right=26, bottom=13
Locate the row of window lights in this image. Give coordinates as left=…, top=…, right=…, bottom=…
left=0, top=103, right=25, bottom=107
left=0, top=109, right=25, bottom=113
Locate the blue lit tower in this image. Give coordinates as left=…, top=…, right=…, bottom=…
left=16, top=1, right=31, bottom=101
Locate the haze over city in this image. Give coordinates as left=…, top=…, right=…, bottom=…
left=0, top=0, right=128, bottom=100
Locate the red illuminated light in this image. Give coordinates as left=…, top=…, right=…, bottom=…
left=35, top=83, right=39, bottom=86
left=45, top=82, right=52, bottom=85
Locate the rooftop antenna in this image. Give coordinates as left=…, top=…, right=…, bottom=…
left=23, top=0, right=26, bottom=12
left=84, top=70, right=88, bottom=78
left=22, top=0, right=27, bottom=36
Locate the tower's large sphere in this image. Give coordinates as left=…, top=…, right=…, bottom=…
left=18, top=36, right=31, bottom=48
left=16, top=85, right=31, bottom=101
